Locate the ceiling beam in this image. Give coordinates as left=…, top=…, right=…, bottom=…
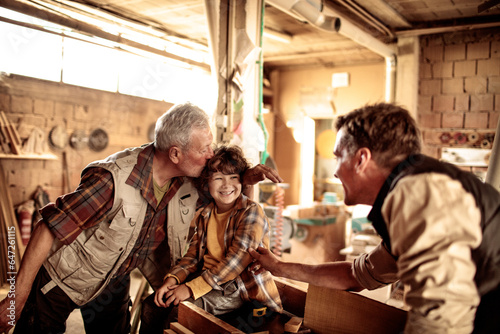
left=0, top=0, right=211, bottom=70
left=343, top=0, right=410, bottom=29
left=478, top=0, right=500, bottom=14
left=263, top=47, right=382, bottom=62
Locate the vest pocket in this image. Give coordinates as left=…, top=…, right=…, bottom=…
left=83, top=228, right=126, bottom=271
left=179, top=196, right=196, bottom=225
left=45, top=241, right=110, bottom=303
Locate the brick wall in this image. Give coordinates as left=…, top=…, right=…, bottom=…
left=0, top=74, right=171, bottom=206
left=418, top=28, right=499, bottom=159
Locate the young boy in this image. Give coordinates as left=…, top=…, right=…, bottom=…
left=140, top=146, right=282, bottom=333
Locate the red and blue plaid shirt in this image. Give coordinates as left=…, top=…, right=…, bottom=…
left=40, top=144, right=184, bottom=276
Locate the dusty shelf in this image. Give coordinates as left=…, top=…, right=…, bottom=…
left=0, top=153, right=58, bottom=160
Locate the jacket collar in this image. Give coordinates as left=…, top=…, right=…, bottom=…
left=367, top=155, right=418, bottom=252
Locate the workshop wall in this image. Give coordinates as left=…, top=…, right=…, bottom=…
left=418, top=28, right=500, bottom=158
left=272, top=62, right=386, bottom=206
left=0, top=74, right=171, bottom=206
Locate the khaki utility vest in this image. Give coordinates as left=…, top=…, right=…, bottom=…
left=42, top=146, right=198, bottom=305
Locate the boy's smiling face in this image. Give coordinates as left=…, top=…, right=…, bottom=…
left=208, top=171, right=242, bottom=213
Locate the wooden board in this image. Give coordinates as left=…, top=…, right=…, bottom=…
left=169, top=322, right=195, bottom=334
left=284, top=316, right=303, bottom=333
left=304, top=285, right=407, bottom=334
left=0, top=163, right=25, bottom=285
left=0, top=111, right=22, bottom=155
left=274, top=277, right=307, bottom=318
left=178, top=301, right=245, bottom=334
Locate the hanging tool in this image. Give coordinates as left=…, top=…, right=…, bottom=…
left=62, top=151, right=72, bottom=193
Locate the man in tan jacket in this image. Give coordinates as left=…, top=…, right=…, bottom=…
left=250, top=103, right=500, bottom=333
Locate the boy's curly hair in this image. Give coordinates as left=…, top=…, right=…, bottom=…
left=195, top=145, right=250, bottom=201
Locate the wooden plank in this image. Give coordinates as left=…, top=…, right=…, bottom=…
left=0, top=163, right=25, bottom=285
left=274, top=277, right=307, bottom=318
left=178, top=301, right=245, bottom=334
left=0, top=112, right=21, bottom=147
left=0, top=112, right=21, bottom=155
left=169, top=322, right=195, bottom=334
left=0, top=153, right=57, bottom=160
left=304, top=285, right=407, bottom=334
left=0, top=120, right=11, bottom=153
left=284, top=317, right=303, bottom=333
left=163, top=330, right=176, bottom=334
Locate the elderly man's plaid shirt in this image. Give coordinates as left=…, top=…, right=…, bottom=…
left=40, top=144, right=184, bottom=276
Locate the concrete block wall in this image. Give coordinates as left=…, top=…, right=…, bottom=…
left=418, top=28, right=499, bottom=159
left=0, top=74, right=172, bottom=206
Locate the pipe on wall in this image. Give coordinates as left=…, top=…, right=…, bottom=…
left=486, top=117, right=500, bottom=190
left=266, top=0, right=395, bottom=58
left=266, top=0, right=397, bottom=101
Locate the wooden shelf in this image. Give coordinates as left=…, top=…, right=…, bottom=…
left=0, top=153, right=58, bottom=160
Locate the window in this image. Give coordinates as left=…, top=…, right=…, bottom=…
left=0, top=7, right=214, bottom=109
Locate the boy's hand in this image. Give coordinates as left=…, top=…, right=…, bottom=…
left=162, top=284, right=192, bottom=307
left=154, top=277, right=178, bottom=308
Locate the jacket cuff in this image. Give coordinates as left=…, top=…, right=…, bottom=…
left=185, top=276, right=213, bottom=300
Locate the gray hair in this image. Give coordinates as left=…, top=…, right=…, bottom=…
left=154, top=102, right=210, bottom=152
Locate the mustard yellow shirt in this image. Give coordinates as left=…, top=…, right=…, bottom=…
left=186, top=208, right=231, bottom=299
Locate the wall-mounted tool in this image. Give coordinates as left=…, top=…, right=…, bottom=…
left=48, top=125, right=68, bottom=150
left=88, top=128, right=109, bottom=152
left=69, top=129, right=89, bottom=150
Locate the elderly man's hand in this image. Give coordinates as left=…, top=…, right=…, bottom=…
left=0, top=296, right=17, bottom=334
left=243, top=164, right=283, bottom=186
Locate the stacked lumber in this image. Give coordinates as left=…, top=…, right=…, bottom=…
left=0, top=163, right=25, bottom=286
left=0, top=111, right=23, bottom=155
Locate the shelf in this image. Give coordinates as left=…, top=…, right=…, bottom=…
left=0, top=153, right=58, bottom=160
left=294, top=216, right=338, bottom=226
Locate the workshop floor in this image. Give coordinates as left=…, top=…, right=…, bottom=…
left=1, top=269, right=148, bottom=334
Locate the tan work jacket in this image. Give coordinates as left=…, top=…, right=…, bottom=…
left=42, top=146, right=198, bottom=306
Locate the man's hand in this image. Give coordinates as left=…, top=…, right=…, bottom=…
left=248, top=246, right=281, bottom=276
left=243, top=164, right=283, bottom=186
left=161, top=284, right=192, bottom=307
left=0, top=297, right=14, bottom=334
left=0, top=292, right=27, bottom=334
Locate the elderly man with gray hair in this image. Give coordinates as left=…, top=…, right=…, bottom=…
left=0, top=102, right=281, bottom=334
